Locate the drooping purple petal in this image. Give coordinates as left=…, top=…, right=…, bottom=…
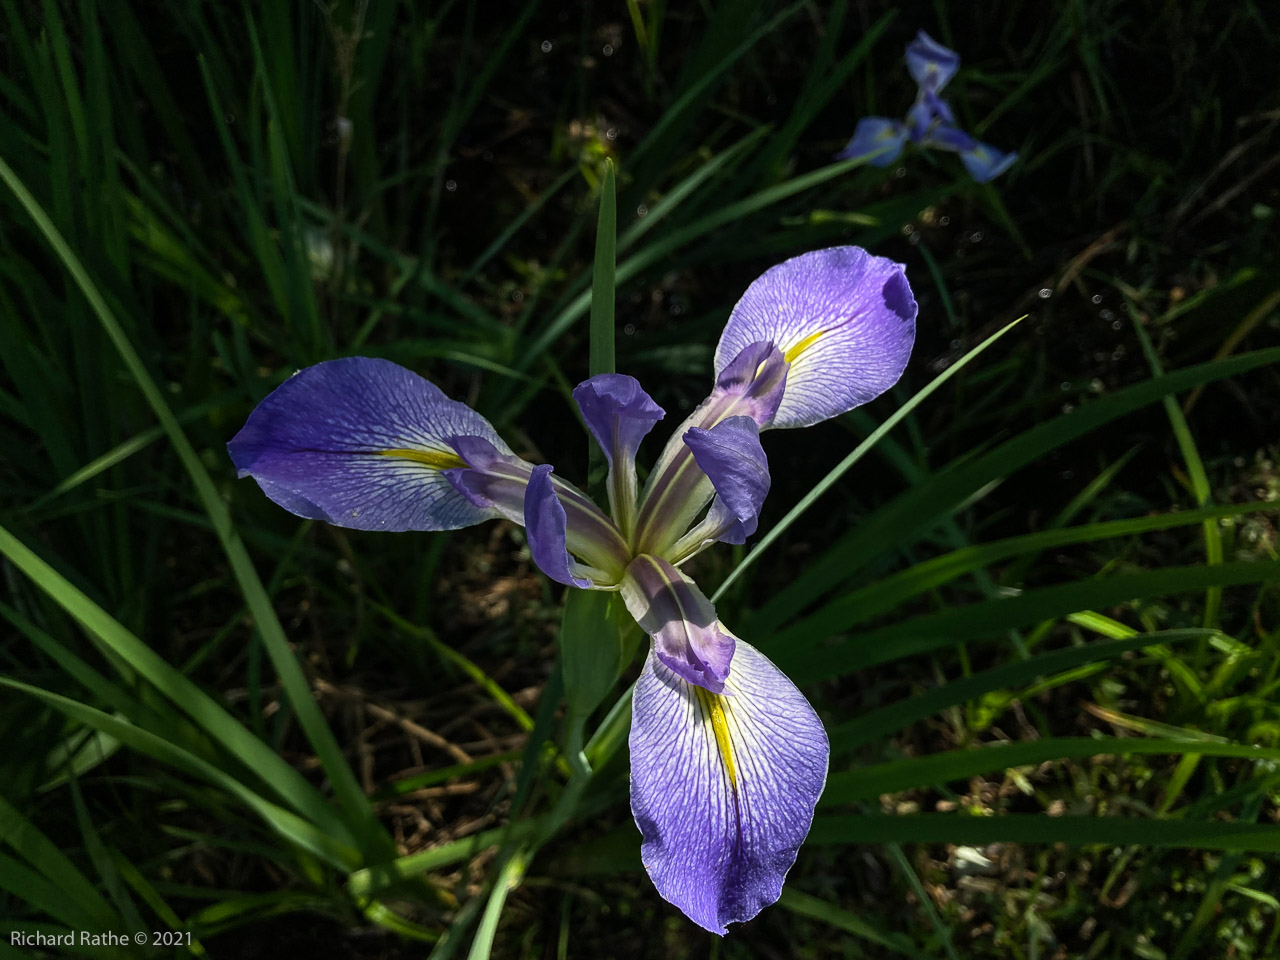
left=620, top=555, right=734, bottom=692
left=714, top=247, right=917, bottom=430
left=960, top=141, right=1018, bottom=182
left=905, top=30, right=960, bottom=93
left=524, top=464, right=591, bottom=588
left=835, top=116, right=906, bottom=167
left=227, top=357, right=508, bottom=531
left=921, top=122, right=978, bottom=154
left=573, top=374, right=665, bottom=530
left=683, top=416, right=770, bottom=545
left=448, top=437, right=630, bottom=579
left=629, top=638, right=829, bottom=934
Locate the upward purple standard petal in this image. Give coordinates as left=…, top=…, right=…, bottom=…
left=573, top=374, right=665, bottom=535
left=227, top=357, right=507, bottom=532
left=905, top=30, right=960, bottom=93
left=573, top=374, right=665, bottom=468
left=629, top=638, right=829, bottom=934
left=714, top=247, right=917, bottom=430
left=620, top=554, right=734, bottom=692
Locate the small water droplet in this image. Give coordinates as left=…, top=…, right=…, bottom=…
left=1100, top=309, right=1115, bottom=321
left=1111, top=320, right=1123, bottom=331
left=950, top=339, right=961, bottom=349
left=636, top=204, right=648, bottom=216
left=540, top=40, right=552, bottom=52
left=939, top=215, right=951, bottom=226
left=1060, top=381, right=1071, bottom=391
left=1038, top=288, right=1052, bottom=299
left=970, top=230, right=984, bottom=242
left=624, top=323, right=636, bottom=335
left=1091, top=294, right=1103, bottom=305
left=225, top=113, right=236, bottom=124
left=605, top=127, right=618, bottom=141
left=511, top=290, right=524, bottom=302
left=445, top=180, right=457, bottom=192
left=602, top=43, right=614, bottom=56
left=1061, top=404, right=1075, bottom=415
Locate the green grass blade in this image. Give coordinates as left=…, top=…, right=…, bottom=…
left=777, top=887, right=918, bottom=957
left=616, top=126, right=768, bottom=253
left=751, top=345, right=1280, bottom=635
left=0, top=795, right=118, bottom=928
left=1132, top=312, right=1224, bottom=627
left=713, top=318, right=1025, bottom=602
left=589, top=159, right=617, bottom=378
left=785, top=502, right=1271, bottom=640
left=829, top=629, right=1217, bottom=754
left=522, top=155, right=876, bottom=368
left=824, top=737, right=1280, bottom=805
left=783, top=561, right=1280, bottom=682
left=346, top=820, right=542, bottom=901
left=0, top=156, right=389, bottom=858
left=0, top=677, right=361, bottom=871
left=809, top=814, right=1280, bottom=852
left=0, top=522, right=357, bottom=848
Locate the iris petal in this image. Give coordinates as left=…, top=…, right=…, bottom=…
left=683, top=416, right=770, bottom=545
left=714, top=247, right=917, bottom=430
left=905, top=30, right=961, bottom=93
left=525, top=464, right=592, bottom=588
left=629, top=639, right=829, bottom=934
left=620, top=555, right=734, bottom=692
left=960, top=141, right=1018, bottom=183
left=448, top=436, right=630, bottom=578
left=573, top=374, right=665, bottom=470
left=573, top=374, right=665, bottom=533
left=227, top=357, right=507, bottom=531
left=835, top=116, right=906, bottom=167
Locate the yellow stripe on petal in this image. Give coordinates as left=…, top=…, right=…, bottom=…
left=783, top=329, right=825, bottom=363
left=695, top=686, right=738, bottom=791
left=377, top=447, right=466, bottom=470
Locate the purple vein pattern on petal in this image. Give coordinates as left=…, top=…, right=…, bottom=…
left=683, top=416, right=770, bottom=544
left=629, top=638, right=829, bottom=934
left=524, top=464, right=591, bottom=588
left=227, top=357, right=508, bottom=531
left=714, top=247, right=917, bottom=429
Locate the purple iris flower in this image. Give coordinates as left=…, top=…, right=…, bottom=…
left=838, top=29, right=1017, bottom=183
left=228, top=245, right=917, bottom=934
